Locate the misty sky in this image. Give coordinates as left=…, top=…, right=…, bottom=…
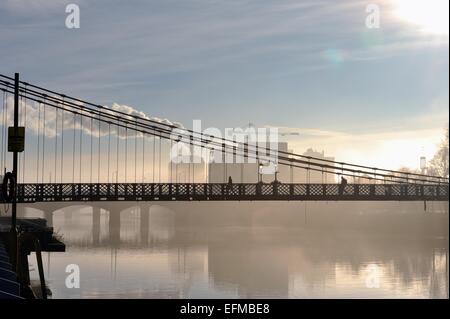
left=0, top=0, right=448, bottom=170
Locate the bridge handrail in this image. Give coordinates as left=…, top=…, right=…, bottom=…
left=1, top=182, right=447, bottom=203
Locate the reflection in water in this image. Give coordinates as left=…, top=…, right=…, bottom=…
left=22, top=202, right=449, bottom=299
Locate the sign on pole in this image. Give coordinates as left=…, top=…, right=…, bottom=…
left=8, top=126, right=25, bottom=152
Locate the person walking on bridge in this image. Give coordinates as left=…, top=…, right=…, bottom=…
left=339, top=176, right=348, bottom=195
left=227, top=176, right=233, bottom=194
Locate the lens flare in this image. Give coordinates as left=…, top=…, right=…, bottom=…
left=394, top=0, right=449, bottom=35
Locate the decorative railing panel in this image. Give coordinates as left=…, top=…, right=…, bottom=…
left=4, top=183, right=447, bottom=203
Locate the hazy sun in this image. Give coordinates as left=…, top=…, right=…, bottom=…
left=394, top=0, right=449, bottom=35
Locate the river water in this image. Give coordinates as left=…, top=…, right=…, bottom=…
left=23, top=201, right=448, bottom=299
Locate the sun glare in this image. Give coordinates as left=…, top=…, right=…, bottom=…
left=394, top=0, right=449, bottom=35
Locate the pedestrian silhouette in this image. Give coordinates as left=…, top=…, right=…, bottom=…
left=339, top=176, right=348, bottom=195
left=227, top=176, right=233, bottom=194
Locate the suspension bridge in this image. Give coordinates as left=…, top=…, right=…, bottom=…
left=0, top=73, right=448, bottom=204
left=0, top=72, right=448, bottom=299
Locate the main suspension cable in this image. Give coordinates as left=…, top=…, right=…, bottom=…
left=2, top=75, right=443, bottom=182
left=0, top=81, right=447, bottom=185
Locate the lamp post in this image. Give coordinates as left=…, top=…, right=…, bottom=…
left=258, top=163, right=263, bottom=183
left=11, top=73, right=19, bottom=232
left=7, top=73, right=24, bottom=267
left=420, top=156, right=427, bottom=175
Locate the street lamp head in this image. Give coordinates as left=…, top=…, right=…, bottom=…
left=420, top=156, right=426, bottom=170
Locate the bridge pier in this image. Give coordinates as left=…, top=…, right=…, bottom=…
left=92, top=207, right=101, bottom=246
left=44, top=211, right=53, bottom=227
left=108, top=209, right=120, bottom=246
left=64, top=210, right=73, bottom=227
left=140, top=206, right=150, bottom=246
left=17, top=206, right=26, bottom=218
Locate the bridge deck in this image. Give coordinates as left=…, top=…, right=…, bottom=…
left=6, top=183, right=449, bottom=203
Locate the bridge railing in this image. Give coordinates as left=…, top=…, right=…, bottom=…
left=3, top=183, right=448, bottom=203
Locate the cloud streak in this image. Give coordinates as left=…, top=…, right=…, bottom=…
left=0, top=96, right=184, bottom=139
left=273, top=102, right=449, bottom=170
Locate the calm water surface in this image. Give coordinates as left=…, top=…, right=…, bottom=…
left=24, top=202, right=448, bottom=299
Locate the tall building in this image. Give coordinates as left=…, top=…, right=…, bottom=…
left=208, top=145, right=336, bottom=184
left=208, top=141, right=289, bottom=183
left=168, top=155, right=207, bottom=183
left=295, top=148, right=336, bottom=183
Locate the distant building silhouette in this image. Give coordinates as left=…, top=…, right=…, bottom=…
left=297, top=148, right=335, bottom=183
left=208, top=145, right=336, bottom=183
left=169, top=155, right=206, bottom=183
left=208, top=141, right=289, bottom=183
